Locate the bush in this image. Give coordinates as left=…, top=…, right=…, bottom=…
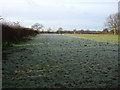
left=2, top=23, right=39, bottom=47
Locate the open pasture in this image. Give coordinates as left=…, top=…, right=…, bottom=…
left=2, top=34, right=118, bottom=88
left=65, top=34, right=118, bottom=43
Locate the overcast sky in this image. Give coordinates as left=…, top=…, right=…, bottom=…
left=0, top=0, right=119, bottom=31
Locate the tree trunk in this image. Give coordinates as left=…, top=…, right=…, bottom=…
left=113, top=29, right=116, bottom=35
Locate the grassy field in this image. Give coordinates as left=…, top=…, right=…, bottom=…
left=2, top=34, right=118, bottom=88
left=65, top=34, right=118, bottom=43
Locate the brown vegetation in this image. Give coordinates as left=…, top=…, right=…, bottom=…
left=40, top=29, right=119, bottom=34
left=2, top=23, right=39, bottom=47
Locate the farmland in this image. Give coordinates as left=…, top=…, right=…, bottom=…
left=65, top=34, right=119, bottom=43
left=2, top=34, right=119, bottom=88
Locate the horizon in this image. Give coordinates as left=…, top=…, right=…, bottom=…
left=0, top=0, right=119, bottom=31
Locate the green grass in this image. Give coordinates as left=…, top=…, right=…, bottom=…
left=64, top=34, right=118, bottom=43
left=2, top=34, right=118, bottom=88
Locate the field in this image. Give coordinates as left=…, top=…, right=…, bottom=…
left=2, top=34, right=119, bottom=88
left=65, top=34, right=118, bottom=43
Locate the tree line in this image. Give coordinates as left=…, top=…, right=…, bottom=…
left=1, top=17, right=39, bottom=48
left=1, top=12, right=119, bottom=48
left=39, top=28, right=119, bottom=34
left=33, top=13, right=120, bottom=35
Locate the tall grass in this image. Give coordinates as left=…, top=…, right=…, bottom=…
left=2, top=22, right=39, bottom=47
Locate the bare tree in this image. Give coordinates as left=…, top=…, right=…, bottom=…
left=105, top=13, right=120, bottom=34
left=32, top=23, right=44, bottom=31
left=41, top=29, right=44, bottom=32
left=102, top=28, right=109, bottom=34
left=0, top=17, right=20, bottom=27
left=13, top=21, right=20, bottom=27
left=47, top=28, right=52, bottom=33
left=0, top=16, right=3, bottom=20
left=57, top=27, right=63, bottom=34
left=73, top=29, right=76, bottom=34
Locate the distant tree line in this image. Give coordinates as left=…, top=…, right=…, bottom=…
left=40, top=12, right=120, bottom=35
left=2, top=12, right=119, bottom=48
left=39, top=28, right=119, bottom=34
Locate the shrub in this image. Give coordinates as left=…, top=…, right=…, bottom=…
left=2, top=23, right=39, bottom=47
